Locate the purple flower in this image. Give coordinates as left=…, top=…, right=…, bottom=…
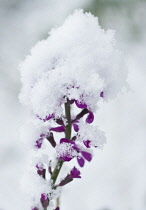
left=73, top=123, right=79, bottom=132
left=35, top=133, right=46, bottom=149
left=46, top=132, right=56, bottom=147
left=44, top=114, right=54, bottom=121
left=35, top=138, right=43, bottom=149
left=81, top=151, right=92, bottom=162
left=69, top=166, right=81, bottom=178
left=58, top=138, right=77, bottom=161
left=77, top=156, right=85, bottom=167
left=37, top=113, right=54, bottom=122
left=55, top=118, right=64, bottom=125
left=36, top=163, right=45, bottom=178
left=86, top=111, right=94, bottom=124
left=58, top=138, right=92, bottom=167
left=75, top=100, right=87, bottom=109
left=77, top=151, right=92, bottom=167
left=50, top=126, right=65, bottom=132
left=55, top=207, right=60, bottom=210
left=100, top=91, right=104, bottom=98
left=59, top=166, right=81, bottom=186
left=40, top=193, right=49, bottom=208
left=83, top=140, right=91, bottom=148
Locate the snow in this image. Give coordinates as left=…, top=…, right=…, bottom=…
left=19, top=9, right=127, bottom=119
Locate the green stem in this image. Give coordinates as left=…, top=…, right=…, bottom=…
left=64, top=100, right=72, bottom=139
left=51, top=100, right=72, bottom=185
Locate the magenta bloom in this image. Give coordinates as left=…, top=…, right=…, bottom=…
left=77, top=156, right=85, bottom=167
left=37, top=113, right=54, bottom=122
left=50, top=125, right=65, bottom=132
left=40, top=193, right=49, bottom=208
left=83, top=140, right=91, bottom=148
left=35, top=138, right=43, bottom=149
left=86, top=111, right=94, bottom=124
left=100, top=91, right=104, bottom=98
left=69, top=166, right=81, bottom=178
left=77, top=151, right=92, bottom=167
left=35, top=133, right=46, bottom=149
left=36, top=163, right=44, bottom=176
left=58, top=138, right=92, bottom=167
left=46, top=132, right=56, bottom=147
left=59, top=138, right=77, bottom=161
left=73, top=123, right=79, bottom=132
left=75, top=100, right=87, bottom=109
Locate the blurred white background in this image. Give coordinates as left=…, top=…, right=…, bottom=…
left=0, top=0, right=146, bottom=209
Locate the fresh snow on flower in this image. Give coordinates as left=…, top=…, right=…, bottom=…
left=19, top=9, right=127, bottom=119
left=77, top=120, right=106, bottom=148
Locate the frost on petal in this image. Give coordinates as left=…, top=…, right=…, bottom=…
left=35, top=138, right=43, bottom=149
left=56, top=141, right=78, bottom=162
left=75, top=100, right=87, bottom=109
left=77, top=121, right=106, bottom=148
left=36, top=163, right=45, bottom=177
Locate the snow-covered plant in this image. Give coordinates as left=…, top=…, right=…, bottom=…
left=19, top=10, right=127, bottom=210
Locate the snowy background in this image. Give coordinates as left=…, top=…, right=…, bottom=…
left=0, top=0, right=146, bottom=210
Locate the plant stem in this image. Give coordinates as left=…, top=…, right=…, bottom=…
left=64, top=100, right=72, bottom=139
left=51, top=100, right=72, bottom=185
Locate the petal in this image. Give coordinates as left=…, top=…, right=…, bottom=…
left=73, top=123, right=79, bottom=132
left=100, top=91, right=104, bottom=98
left=81, top=151, right=92, bottom=162
left=86, top=112, right=94, bottom=124
left=83, top=140, right=91, bottom=148
left=77, top=156, right=85, bottom=167
left=75, top=100, right=87, bottom=109
left=50, top=126, right=65, bottom=132
left=60, top=138, right=70, bottom=144
left=55, top=118, right=64, bottom=125
left=69, top=166, right=81, bottom=178
left=46, top=132, right=56, bottom=147
left=41, top=193, right=48, bottom=202
left=35, top=138, right=43, bottom=149
left=44, top=113, right=55, bottom=122
left=60, top=156, right=73, bottom=162
left=40, top=194, right=49, bottom=208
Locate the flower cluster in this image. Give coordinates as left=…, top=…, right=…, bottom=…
left=19, top=10, right=127, bottom=210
